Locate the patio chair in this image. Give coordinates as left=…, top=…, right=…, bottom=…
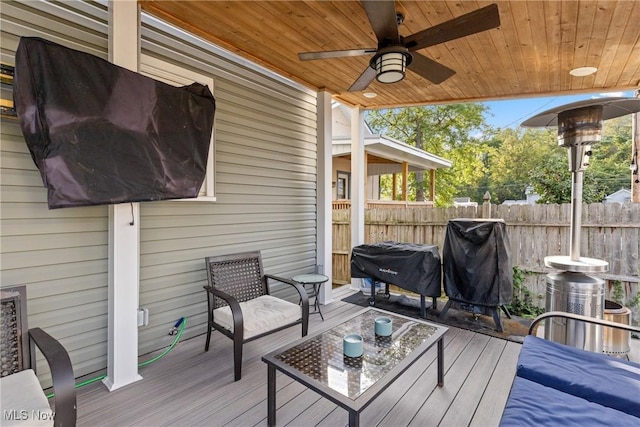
left=0, top=286, right=76, bottom=427
left=204, top=251, right=309, bottom=381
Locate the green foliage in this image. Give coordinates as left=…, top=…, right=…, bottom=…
left=528, top=150, right=609, bottom=204
left=528, top=116, right=632, bottom=204
left=610, top=280, right=625, bottom=305
left=628, top=291, right=640, bottom=309
left=481, top=127, right=556, bottom=203
left=505, top=266, right=545, bottom=318
left=363, top=105, right=633, bottom=206
left=365, top=104, right=491, bottom=206
left=610, top=280, right=639, bottom=309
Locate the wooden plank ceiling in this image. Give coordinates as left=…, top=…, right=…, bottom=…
left=139, top=0, right=640, bottom=109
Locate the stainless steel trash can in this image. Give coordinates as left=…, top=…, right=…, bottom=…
left=545, top=271, right=605, bottom=352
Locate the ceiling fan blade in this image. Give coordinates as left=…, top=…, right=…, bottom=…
left=348, top=66, right=377, bottom=92
left=404, top=4, right=500, bottom=52
left=298, top=48, right=376, bottom=61
left=362, top=0, right=400, bottom=43
left=408, top=53, right=456, bottom=84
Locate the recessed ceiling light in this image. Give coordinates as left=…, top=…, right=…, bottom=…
left=363, top=92, right=377, bottom=98
left=569, top=67, right=597, bottom=77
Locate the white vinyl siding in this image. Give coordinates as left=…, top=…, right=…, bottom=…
left=0, top=0, right=111, bottom=386
left=1, top=0, right=319, bottom=382
left=137, top=17, right=318, bottom=355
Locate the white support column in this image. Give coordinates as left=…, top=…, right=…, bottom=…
left=316, top=91, right=333, bottom=305
left=350, top=106, right=366, bottom=290
left=103, top=0, right=143, bottom=391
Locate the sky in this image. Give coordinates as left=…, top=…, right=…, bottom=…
left=482, top=90, right=636, bottom=129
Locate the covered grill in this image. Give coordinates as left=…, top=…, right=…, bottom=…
left=440, top=219, right=513, bottom=331
left=350, top=241, right=441, bottom=317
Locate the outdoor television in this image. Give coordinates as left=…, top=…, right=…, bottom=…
left=13, top=37, right=216, bottom=209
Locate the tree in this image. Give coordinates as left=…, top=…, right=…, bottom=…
left=591, top=115, right=634, bottom=195
left=529, top=115, right=633, bottom=204
left=483, top=127, right=556, bottom=203
left=365, top=104, right=491, bottom=206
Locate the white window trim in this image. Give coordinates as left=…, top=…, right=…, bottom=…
left=139, top=55, right=216, bottom=201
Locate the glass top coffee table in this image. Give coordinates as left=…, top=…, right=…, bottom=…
left=262, top=307, right=448, bottom=427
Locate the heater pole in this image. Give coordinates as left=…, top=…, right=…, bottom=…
left=570, top=170, right=583, bottom=261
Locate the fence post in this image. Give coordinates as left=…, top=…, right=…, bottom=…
left=482, top=191, right=492, bottom=218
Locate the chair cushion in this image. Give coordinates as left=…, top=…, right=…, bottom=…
left=0, top=369, right=54, bottom=426
left=517, top=335, right=640, bottom=417
left=213, top=294, right=301, bottom=339
left=500, top=376, right=639, bottom=426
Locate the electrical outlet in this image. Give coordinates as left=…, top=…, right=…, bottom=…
left=137, top=307, right=149, bottom=326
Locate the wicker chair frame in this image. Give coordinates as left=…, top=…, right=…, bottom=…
left=1, top=286, right=76, bottom=426
left=204, top=251, right=309, bottom=381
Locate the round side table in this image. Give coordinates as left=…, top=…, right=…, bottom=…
left=292, top=273, right=329, bottom=321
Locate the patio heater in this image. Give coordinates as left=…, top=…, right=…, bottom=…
left=522, top=97, right=640, bottom=352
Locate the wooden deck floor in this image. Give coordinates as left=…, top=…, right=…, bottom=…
left=76, top=286, right=522, bottom=427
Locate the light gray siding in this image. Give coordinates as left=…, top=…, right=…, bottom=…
left=1, top=0, right=319, bottom=382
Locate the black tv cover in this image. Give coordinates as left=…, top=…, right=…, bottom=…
left=13, top=37, right=216, bottom=209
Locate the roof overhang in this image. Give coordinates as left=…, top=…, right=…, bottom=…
left=333, top=135, right=452, bottom=175
left=139, top=1, right=640, bottom=109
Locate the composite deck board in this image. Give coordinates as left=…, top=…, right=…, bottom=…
left=375, top=328, right=474, bottom=427
left=439, top=336, right=508, bottom=426
left=359, top=328, right=467, bottom=426
left=469, top=340, right=521, bottom=427
left=76, top=286, right=522, bottom=427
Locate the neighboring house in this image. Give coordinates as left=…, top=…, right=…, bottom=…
left=331, top=103, right=452, bottom=203
left=503, top=186, right=541, bottom=205
left=453, top=197, right=478, bottom=207
left=604, top=188, right=632, bottom=204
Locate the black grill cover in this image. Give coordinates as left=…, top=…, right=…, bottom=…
left=13, top=37, right=216, bottom=209
left=351, top=241, right=441, bottom=297
left=443, top=219, right=513, bottom=306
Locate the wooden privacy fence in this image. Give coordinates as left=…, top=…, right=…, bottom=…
left=333, top=202, right=640, bottom=317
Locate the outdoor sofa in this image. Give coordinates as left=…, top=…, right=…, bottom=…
left=500, top=311, right=640, bottom=426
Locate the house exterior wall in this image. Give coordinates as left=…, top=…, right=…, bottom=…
left=332, top=157, right=351, bottom=200
left=0, top=0, right=319, bottom=382
left=603, top=189, right=632, bottom=204
left=331, top=157, right=380, bottom=200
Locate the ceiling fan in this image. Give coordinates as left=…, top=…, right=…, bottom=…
left=298, top=1, right=501, bottom=92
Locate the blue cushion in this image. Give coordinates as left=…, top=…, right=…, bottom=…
left=500, top=377, right=639, bottom=427
left=517, top=335, right=640, bottom=417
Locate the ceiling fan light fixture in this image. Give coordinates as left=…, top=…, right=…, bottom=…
left=373, top=51, right=408, bottom=84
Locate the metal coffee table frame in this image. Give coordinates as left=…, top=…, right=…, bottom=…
left=262, top=307, right=448, bottom=427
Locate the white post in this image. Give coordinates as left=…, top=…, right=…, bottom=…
left=316, top=90, right=333, bottom=305
left=350, top=106, right=366, bottom=290
left=103, top=0, right=143, bottom=391
left=632, top=89, right=640, bottom=203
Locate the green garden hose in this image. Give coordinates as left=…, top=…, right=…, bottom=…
left=45, top=317, right=186, bottom=399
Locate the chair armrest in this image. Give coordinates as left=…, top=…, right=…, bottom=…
left=264, top=274, right=310, bottom=309
left=203, top=286, right=244, bottom=336
left=28, top=327, right=76, bottom=427
left=528, top=311, right=640, bottom=335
